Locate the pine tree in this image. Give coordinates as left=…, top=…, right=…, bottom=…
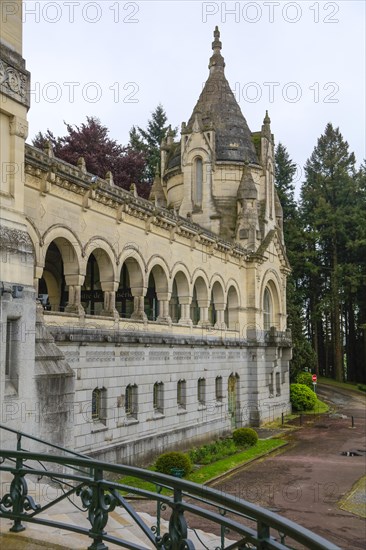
left=275, top=143, right=316, bottom=379
left=129, top=104, right=176, bottom=183
left=300, top=123, right=357, bottom=381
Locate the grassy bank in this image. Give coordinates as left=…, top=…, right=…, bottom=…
left=318, top=377, right=366, bottom=394
left=119, top=438, right=285, bottom=494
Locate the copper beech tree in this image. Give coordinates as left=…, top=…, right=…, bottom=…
left=32, top=117, right=149, bottom=198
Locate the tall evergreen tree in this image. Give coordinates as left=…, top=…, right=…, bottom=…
left=129, top=104, right=176, bottom=183
left=275, top=143, right=316, bottom=379
left=300, top=123, right=357, bottom=381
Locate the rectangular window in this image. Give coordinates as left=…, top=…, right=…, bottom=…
left=198, top=378, right=206, bottom=406
left=177, top=379, right=186, bottom=409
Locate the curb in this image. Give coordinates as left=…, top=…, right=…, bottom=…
left=205, top=440, right=289, bottom=487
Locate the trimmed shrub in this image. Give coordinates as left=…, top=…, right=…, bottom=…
left=290, top=383, right=317, bottom=411
left=296, top=372, right=313, bottom=389
left=232, top=428, right=258, bottom=447
left=155, top=452, right=192, bottom=477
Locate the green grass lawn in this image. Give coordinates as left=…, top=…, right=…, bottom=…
left=318, top=377, right=366, bottom=394
left=302, top=397, right=329, bottom=415
left=118, top=438, right=286, bottom=495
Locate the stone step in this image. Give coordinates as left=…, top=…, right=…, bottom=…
left=0, top=479, right=235, bottom=549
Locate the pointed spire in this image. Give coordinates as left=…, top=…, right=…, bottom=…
left=209, top=26, right=225, bottom=74
left=263, top=110, right=271, bottom=124
left=262, top=110, right=272, bottom=140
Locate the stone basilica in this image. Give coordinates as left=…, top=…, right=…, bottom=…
left=0, top=4, right=291, bottom=464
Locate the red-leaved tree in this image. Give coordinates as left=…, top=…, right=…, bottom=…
left=32, top=117, right=149, bottom=198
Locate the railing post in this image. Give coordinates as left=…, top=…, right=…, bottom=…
left=257, top=520, right=270, bottom=550
left=154, top=484, right=164, bottom=539
left=9, top=433, right=26, bottom=533
left=219, top=507, right=228, bottom=549
left=78, top=466, right=117, bottom=550
left=163, top=487, right=195, bottom=550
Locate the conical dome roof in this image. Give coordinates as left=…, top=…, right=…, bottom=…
left=186, top=27, right=259, bottom=165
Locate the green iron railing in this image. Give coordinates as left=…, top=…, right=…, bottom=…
left=0, top=423, right=341, bottom=550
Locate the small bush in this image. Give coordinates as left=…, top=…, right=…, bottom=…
left=290, top=383, right=317, bottom=411
left=232, top=428, right=258, bottom=447
left=155, top=452, right=192, bottom=477
left=357, top=384, right=366, bottom=393
left=296, top=372, right=313, bottom=389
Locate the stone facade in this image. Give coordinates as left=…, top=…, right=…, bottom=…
left=0, top=10, right=292, bottom=464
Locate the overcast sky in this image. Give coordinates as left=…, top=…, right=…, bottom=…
left=23, top=1, right=365, bottom=196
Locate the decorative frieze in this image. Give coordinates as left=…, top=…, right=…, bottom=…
left=0, top=46, right=30, bottom=108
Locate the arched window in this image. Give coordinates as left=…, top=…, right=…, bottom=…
left=193, top=157, right=203, bottom=208
left=197, top=377, right=206, bottom=406
left=92, top=387, right=106, bottom=424
left=215, top=376, right=223, bottom=402
left=153, top=382, right=164, bottom=414
left=125, top=384, right=138, bottom=418
left=177, top=379, right=186, bottom=409
left=263, top=287, right=272, bottom=330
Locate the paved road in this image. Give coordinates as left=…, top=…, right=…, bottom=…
left=206, top=384, right=366, bottom=549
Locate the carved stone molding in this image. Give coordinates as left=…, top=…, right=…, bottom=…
left=0, top=226, right=34, bottom=256
left=0, top=45, right=30, bottom=108
left=9, top=115, right=29, bottom=139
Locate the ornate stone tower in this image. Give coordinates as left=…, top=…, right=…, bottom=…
left=161, top=27, right=282, bottom=250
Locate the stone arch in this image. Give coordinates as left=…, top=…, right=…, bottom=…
left=118, top=250, right=146, bottom=290
left=146, top=260, right=170, bottom=323
left=38, top=230, right=81, bottom=312
left=83, top=239, right=117, bottom=282
left=191, top=274, right=210, bottom=326
left=42, top=226, right=82, bottom=272
left=81, top=242, right=117, bottom=317
left=210, top=280, right=226, bottom=328
left=169, top=268, right=192, bottom=325
left=146, top=256, right=170, bottom=285
left=260, top=272, right=281, bottom=330
left=226, top=285, right=240, bottom=330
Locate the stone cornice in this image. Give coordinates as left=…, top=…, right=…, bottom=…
left=25, top=144, right=252, bottom=263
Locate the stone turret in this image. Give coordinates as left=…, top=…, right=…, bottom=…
left=235, top=165, right=260, bottom=249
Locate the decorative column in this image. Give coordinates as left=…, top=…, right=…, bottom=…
left=215, top=304, right=226, bottom=330
left=65, top=275, right=85, bottom=315
left=156, top=292, right=172, bottom=324
left=100, top=281, right=119, bottom=319
left=178, top=297, right=193, bottom=326
left=197, top=299, right=211, bottom=327
left=130, top=287, right=147, bottom=321
left=214, top=302, right=226, bottom=330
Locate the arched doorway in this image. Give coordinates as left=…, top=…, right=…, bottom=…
left=228, top=373, right=240, bottom=428
left=81, top=253, right=103, bottom=315
left=116, top=264, right=134, bottom=318
left=145, top=273, right=158, bottom=321
left=39, top=242, right=68, bottom=311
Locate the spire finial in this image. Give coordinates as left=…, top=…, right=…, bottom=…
left=264, top=110, right=271, bottom=124
left=212, top=26, right=222, bottom=52
left=209, top=26, right=225, bottom=73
